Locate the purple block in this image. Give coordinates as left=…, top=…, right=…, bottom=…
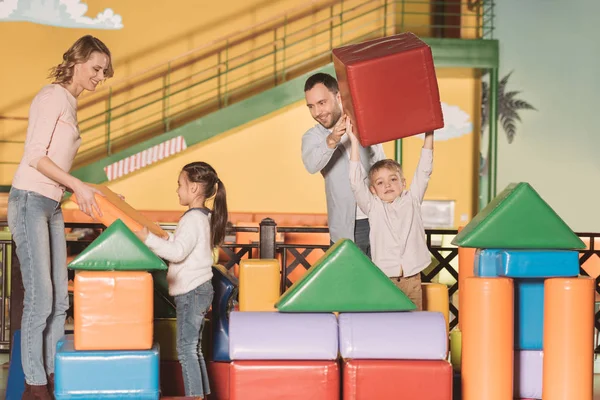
left=228, top=312, right=338, bottom=360
left=514, top=350, right=543, bottom=399
left=339, top=312, right=447, bottom=360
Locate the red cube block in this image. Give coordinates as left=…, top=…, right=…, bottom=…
left=230, top=360, right=339, bottom=400
left=332, top=32, right=444, bottom=146
left=343, top=359, right=452, bottom=400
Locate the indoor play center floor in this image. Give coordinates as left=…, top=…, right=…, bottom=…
left=1, top=355, right=600, bottom=399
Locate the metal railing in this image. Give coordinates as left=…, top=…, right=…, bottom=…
left=4, top=217, right=599, bottom=354
left=1, top=0, right=495, bottom=183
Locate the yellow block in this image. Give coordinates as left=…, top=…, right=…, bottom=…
left=422, top=282, right=450, bottom=334
left=154, top=318, right=178, bottom=361
left=450, top=328, right=462, bottom=372
left=239, top=259, right=280, bottom=311
left=154, top=317, right=212, bottom=361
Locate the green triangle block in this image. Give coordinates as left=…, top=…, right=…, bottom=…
left=68, top=219, right=168, bottom=271
left=452, top=182, right=585, bottom=249
left=275, top=239, right=416, bottom=312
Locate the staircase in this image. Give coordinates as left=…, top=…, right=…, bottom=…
left=0, top=0, right=496, bottom=188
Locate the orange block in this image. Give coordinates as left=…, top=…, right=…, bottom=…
left=422, top=283, right=450, bottom=335
left=71, top=184, right=168, bottom=238
left=542, top=277, right=594, bottom=400
left=74, top=271, right=153, bottom=350
left=457, top=241, right=475, bottom=330
left=239, top=259, right=280, bottom=311
left=462, top=277, right=513, bottom=400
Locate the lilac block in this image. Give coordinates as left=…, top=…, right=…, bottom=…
left=339, top=312, right=447, bottom=360
left=514, top=350, right=543, bottom=399
left=229, top=312, right=338, bottom=360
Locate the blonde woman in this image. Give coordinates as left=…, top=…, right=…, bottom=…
left=8, top=35, right=114, bottom=399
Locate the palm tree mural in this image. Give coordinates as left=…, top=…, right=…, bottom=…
left=479, top=71, right=537, bottom=176
left=481, top=71, right=537, bottom=143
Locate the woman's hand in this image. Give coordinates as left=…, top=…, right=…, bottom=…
left=72, top=181, right=103, bottom=217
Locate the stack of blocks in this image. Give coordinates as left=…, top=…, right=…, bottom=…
left=452, top=182, right=594, bottom=400
left=55, top=219, right=168, bottom=399
left=223, top=240, right=453, bottom=400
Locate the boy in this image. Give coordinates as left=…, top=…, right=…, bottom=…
left=347, top=117, right=433, bottom=310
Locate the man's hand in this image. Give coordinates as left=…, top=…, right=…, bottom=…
left=326, top=115, right=347, bottom=148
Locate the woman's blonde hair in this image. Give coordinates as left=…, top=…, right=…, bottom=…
left=49, top=35, right=114, bottom=84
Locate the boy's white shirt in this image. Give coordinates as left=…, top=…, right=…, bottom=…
left=349, top=148, right=433, bottom=277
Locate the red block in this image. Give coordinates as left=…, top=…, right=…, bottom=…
left=332, top=32, right=444, bottom=146
left=343, top=359, right=452, bottom=400
left=230, top=360, right=339, bottom=400
left=208, top=361, right=231, bottom=400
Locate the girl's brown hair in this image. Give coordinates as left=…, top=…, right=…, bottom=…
left=49, top=35, right=114, bottom=84
left=182, top=162, right=228, bottom=248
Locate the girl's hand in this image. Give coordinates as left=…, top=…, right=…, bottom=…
left=134, top=226, right=149, bottom=242
left=73, top=181, right=103, bottom=217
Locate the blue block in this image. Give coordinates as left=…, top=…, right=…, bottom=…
left=498, top=250, right=579, bottom=278
left=473, top=249, right=501, bottom=277
left=211, top=265, right=238, bottom=362
left=515, top=280, right=544, bottom=350
left=55, top=335, right=159, bottom=399
left=6, top=330, right=25, bottom=400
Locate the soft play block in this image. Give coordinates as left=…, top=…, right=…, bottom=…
left=515, top=280, right=544, bottom=350
left=473, top=249, right=500, bottom=277
left=74, top=271, right=153, bottom=350
left=452, top=183, right=585, bottom=249
left=230, top=360, right=339, bottom=400
left=154, top=318, right=178, bottom=361
left=68, top=219, right=167, bottom=271
left=462, top=277, right=514, bottom=400
left=422, top=283, right=450, bottom=334
left=276, top=239, right=415, bottom=312
left=515, top=351, right=543, bottom=399
left=338, top=312, right=447, bottom=360
left=343, top=359, right=452, bottom=400
left=229, top=311, right=338, bottom=360
left=450, top=328, right=462, bottom=372
left=239, top=259, right=280, bottom=311
left=498, top=250, right=579, bottom=278
left=208, top=361, right=231, bottom=400
left=55, top=334, right=159, bottom=399
left=155, top=317, right=212, bottom=362
left=332, top=32, right=443, bottom=146
left=212, top=265, right=238, bottom=362
left=71, top=184, right=168, bottom=238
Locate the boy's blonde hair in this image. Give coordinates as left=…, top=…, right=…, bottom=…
left=368, top=159, right=405, bottom=184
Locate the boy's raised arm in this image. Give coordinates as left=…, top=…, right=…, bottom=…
left=410, top=131, right=434, bottom=203
left=348, top=118, right=374, bottom=214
